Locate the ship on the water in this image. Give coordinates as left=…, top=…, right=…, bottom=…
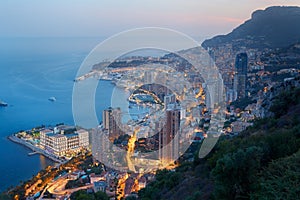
left=0, top=100, right=8, bottom=107
left=48, top=97, right=56, bottom=102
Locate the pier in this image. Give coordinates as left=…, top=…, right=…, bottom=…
left=28, top=151, right=38, bottom=156
left=8, top=135, right=62, bottom=163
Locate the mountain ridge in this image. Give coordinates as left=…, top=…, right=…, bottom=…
left=202, top=6, right=300, bottom=49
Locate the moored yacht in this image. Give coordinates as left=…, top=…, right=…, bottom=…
left=48, top=97, right=56, bottom=102
left=0, top=100, right=8, bottom=107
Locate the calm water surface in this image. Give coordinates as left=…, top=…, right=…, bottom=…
left=0, top=37, right=157, bottom=191
left=0, top=37, right=112, bottom=191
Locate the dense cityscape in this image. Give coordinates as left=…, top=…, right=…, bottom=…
left=1, top=4, right=300, bottom=200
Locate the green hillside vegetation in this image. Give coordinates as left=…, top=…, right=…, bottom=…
left=139, top=87, right=300, bottom=200
left=70, top=190, right=109, bottom=200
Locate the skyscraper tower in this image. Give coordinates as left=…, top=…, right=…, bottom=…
left=102, top=107, right=123, bottom=141
left=164, top=93, right=176, bottom=110
left=91, top=127, right=110, bottom=165
left=159, top=106, right=180, bottom=164
left=234, top=53, right=248, bottom=99
left=235, top=53, right=248, bottom=75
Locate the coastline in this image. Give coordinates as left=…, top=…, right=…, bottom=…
left=7, top=135, right=62, bottom=163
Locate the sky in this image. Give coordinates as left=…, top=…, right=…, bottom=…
left=1, top=0, right=300, bottom=40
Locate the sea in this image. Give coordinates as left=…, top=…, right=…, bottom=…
left=0, top=37, right=148, bottom=192
left=0, top=35, right=205, bottom=191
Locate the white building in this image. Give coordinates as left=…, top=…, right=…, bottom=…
left=40, top=128, right=90, bottom=157
left=77, top=129, right=89, bottom=148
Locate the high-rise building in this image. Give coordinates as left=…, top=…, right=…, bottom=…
left=164, top=94, right=176, bottom=109
left=234, top=53, right=248, bottom=99
left=102, top=107, right=124, bottom=141
left=102, top=108, right=112, bottom=130
left=235, top=53, right=248, bottom=75
left=234, top=75, right=247, bottom=99
left=91, top=127, right=110, bottom=165
left=159, top=105, right=180, bottom=164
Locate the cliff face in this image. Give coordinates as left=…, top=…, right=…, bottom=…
left=202, top=6, right=300, bottom=49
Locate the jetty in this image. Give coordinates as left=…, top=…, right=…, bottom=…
left=28, top=151, right=38, bottom=156
left=8, top=135, right=62, bottom=163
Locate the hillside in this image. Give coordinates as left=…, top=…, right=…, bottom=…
left=138, top=86, right=300, bottom=200
left=202, top=6, right=300, bottom=49
left=262, top=42, right=300, bottom=72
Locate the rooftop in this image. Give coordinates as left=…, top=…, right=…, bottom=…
left=94, top=180, right=107, bottom=187
left=41, top=129, right=53, bottom=134
left=65, top=133, right=78, bottom=138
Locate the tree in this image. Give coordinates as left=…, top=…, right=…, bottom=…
left=95, top=191, right=109, bottom=200
left=125, top=196, right=137, bottom=200
left=251, top=150, right=300, bottom=200
left=0, top=194, right=11, bottom=200
left=212, top=146, right=264, bottom=199
left=70, top=190, right=109, bottom=200
left=70, top=190, right=94, bottom=200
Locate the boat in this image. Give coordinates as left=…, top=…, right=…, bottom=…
left=48, top=97, right=56, bottom=102
left=0, top=100, right=8, bottom=107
